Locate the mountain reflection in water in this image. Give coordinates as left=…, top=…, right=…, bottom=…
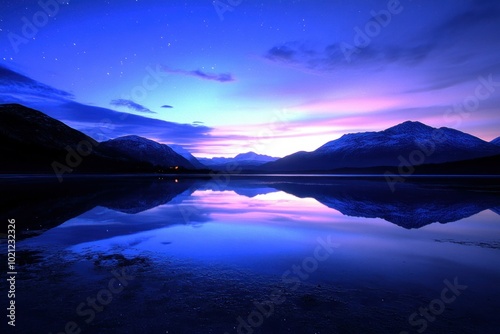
left=2, top=176, right=500, bottom=334
left=2, top=176, right=499, bottom=240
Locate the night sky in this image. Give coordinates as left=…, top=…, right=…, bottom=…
left=1, top=0, right=499, bottom=157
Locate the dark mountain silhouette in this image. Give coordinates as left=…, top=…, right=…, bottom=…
left=2, top=177, right=499, bottom=243
left=408, top=153, right=500, bottom=175
left=0, top=104, right=157, bottom=174
left=100, top=135, right=196, bottom=170
left=492, top=137, right=500, bottom=146
left=0, top=104, right=202, bottom=175
left=268, top=178, right=500, bottom=229
left=0, top=104, right=92, bottom=149
left=0, top=176, right=207, bottom=241
left=1, top=104, right=498, bottom=176
left=262, top=121, right=500, bottom=172
left=309, top=153, right=500, bottom=176
left=203, top=177, right=500, bottom=229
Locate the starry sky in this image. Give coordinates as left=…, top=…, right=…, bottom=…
left=1, top=0, right=500, bottom=157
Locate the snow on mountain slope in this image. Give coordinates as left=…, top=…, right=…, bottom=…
left=100, top=135, right=195, bottom=169
left=169, top=144, right=207, bottom=169
left=263, top=121, right=500, bottom=172
left=198, top=151, right=279, bottom=169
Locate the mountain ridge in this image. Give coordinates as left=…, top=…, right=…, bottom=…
left=1, top=103, right=499, bottom=176
left=170, top=144, right=207, bottom=169
left=99, top=135, right=196, bottom=170
left=263, top=121, right=500, bottom=172
left=198, top=151, right=279, bottom=170
left=0, top=104, right=192, bottom=175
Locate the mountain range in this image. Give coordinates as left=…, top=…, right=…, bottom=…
left=198, top=152, right=279, bottom=170
left=0, top=104, right=139, bottom=174
left=1, top=103, right=499, bottom=176
left=3, top=177, right=500, bottom=243
left=262, top=121, right=500, bottom=172
left=0, top=177, right=204, bottom=242
left=0, top=104, right=198, bottom=175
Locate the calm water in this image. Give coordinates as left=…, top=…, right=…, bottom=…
left=1, top=176, right=500, bottom=334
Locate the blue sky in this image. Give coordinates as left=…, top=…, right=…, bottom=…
left=1, top=0, right=500, bottom=157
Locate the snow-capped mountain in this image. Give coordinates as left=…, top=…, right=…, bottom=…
left=169, top=144, right=207, bottom=169
left=233, top=152, right=279, bottom=163
left=198, top=151, right=279, bottom=170
left=100, top=135, right=195, bottom=170
left=2, top=104, right=498, bottom=176
left=262, top=121, right=500, bottom=172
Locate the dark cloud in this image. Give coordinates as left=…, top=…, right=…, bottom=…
left=265, top=42, right=318, bottom=65
left=264, top=39, right=434, bottom=71
left=436, top=0, right=500, bottom=34
left=161, top=105, right=174, bottom=109
left=110, top=99, right=155, bottom=114
left=0, top=65, right=226, bottom=147
left=405, top=62, right=500, bottom=94
left=163, top=67, right=235, bottom=83
left=266, top=45, right=296, bottom=62
left=43, top=101, right=213, bottom=145
left=0, top=64, right=74, bottom=101
left=264, top=1, right=500, bottom=77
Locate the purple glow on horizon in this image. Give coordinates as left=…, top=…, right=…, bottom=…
left=1, top=0, right=499, bottom=157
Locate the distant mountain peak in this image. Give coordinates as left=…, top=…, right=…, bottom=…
left=112, top=135, right=154, bottom=142
left=234, top=151, right=276, bottom=160
left=235, top=151, right=258, bottom=158
left=197, top=151, right=279, bottom=169
left=384, top=120, right=434, bottom=134
left=0, top=103, right=168, bottom=175
left=264, top=120, right=500, bottom=172
left=492, top=137, right=500, bottom=146
left=100, top=135, right=195, bottom=169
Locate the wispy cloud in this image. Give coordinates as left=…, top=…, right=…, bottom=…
left=110, top=99, right=155, bottom=114
left=44, top=101, right=216, bottom=146
left=264, top=41, right=435, bottom=75
left=162, top=67, right=235, bottom=83
left=264, top=0, right=500, bottom=79
left=0, top=65, right=221, bottom=148
left=0, top=64, right=74, bottom=101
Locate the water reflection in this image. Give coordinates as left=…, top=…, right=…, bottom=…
left=2, top=176, right=500, bottom=240
left=2, top=176, right=500, bottom=334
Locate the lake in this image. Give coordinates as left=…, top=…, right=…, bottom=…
left=1, top=175, right=500, bottom=333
